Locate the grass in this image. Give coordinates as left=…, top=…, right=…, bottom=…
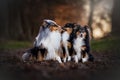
left=0, top=37, right=119, bottom=52
left=0, top=40, right=32, bottom=50
left=91, top=37, right=120, bottom=52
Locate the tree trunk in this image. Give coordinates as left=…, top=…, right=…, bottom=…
left=0, top=0, right=9, bottom=40
left=112, top=0, right=120, bottom=36
left=88, top=0, right=95, bottom=38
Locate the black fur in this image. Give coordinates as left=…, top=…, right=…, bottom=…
left=27, top=47, right=39, bottom=59
left=81, top=25, right=94, bottom=61
left=27, top=46, right=47, bottom=60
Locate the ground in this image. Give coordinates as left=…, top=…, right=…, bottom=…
left=0, top=37, right=120, bottom=80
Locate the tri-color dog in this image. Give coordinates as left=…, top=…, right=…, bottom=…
left=73, top=25, right=89, bottom=63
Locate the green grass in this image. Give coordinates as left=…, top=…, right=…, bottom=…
left=0, top=41, right=32, bottom=50
left=0, top=37, right=119, bottom=52
left=91, top=37, right=120, bottom=52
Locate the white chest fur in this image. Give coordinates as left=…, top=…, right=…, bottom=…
left=44, top=30, right=62, bottom=63
left=73, top=37, right=85, bottom=63
left=74, top=37, right=85, bottom=49
left=62, top=32, right=69, bottom=42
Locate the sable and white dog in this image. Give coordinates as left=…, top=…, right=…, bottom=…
left=61, top=23, right=76, bottom=62
left=22, top=19, right=62, bottom=63
left=34, top=19, right=62, bottom=63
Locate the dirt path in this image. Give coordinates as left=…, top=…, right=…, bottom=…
left=0, top=49, right=120, bottom=80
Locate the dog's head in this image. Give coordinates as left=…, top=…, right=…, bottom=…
left=62, top=23, right=76, bottom=34
left=74, top=25, right=90, bottom=39
left=34, top=19, right=60, bottom=47
left=42, top=19, right=60, bottom=31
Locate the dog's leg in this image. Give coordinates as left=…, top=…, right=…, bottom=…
left=82, top=52, right=89, bottom=63
left=77, top=49, right=82, bottom=61
left=55, top=50, right=62, bottom=63
left=73, top=55, right=79, bottom=63
left=56, top=55, right=62, bottom=63
left=67, top=56, right=71, bottom=61
left=73, top=48, right=82, bottom=63
left=64, top=45, right=70, bottom=62
left=61, top=46, right=67, bottom=63
left=63, top=57, right=67, bottom=63
left=67, top=42, right=72, bottom=61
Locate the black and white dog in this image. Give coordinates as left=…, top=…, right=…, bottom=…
left=22, top=19, right=62, bottom=63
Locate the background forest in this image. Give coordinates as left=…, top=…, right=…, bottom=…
left=0, top=0, right=117, bottom=40
left=0, top=0, right=120, bottom=80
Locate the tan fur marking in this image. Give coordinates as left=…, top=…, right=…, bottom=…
left=50, top=25, right=59, bottom=31
left=81, top=46, right=86, bottom=50
left=67, top=42, right=72, bottom=48
left=65, top=28, right=73, bottom=34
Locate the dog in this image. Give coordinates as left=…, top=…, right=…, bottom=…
left=61, top=23, right=76, bottom=62
left=22, top=20, right=50, bottom=62
left=22, top=19, right=62, bottom=63
left=34, top=19, right=62, bottom=63
left=73, top=25, right=94, bottom=63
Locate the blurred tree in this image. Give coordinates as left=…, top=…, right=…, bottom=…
left=0, top=0, right=86, bottom=41
left=8, top=0, right=24, bottom=40
left=0, top=0, right=9, bottom=40
left=112, top=0, right=120, bottom=36
left=88, top=0, right=95, bottom=38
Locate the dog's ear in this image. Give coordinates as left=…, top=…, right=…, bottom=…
left=84, top=25, right=92, bottom=40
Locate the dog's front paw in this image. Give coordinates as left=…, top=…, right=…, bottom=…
left=82, top=58, right=88, bottom=63
left=74, top=55, right=79, bottom=63
left=63, top=57, right=67, bottom=63
left=67, top=56, right=71, bottom=61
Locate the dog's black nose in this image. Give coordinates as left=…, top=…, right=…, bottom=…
left=80, top=34, right=83, bottom=37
